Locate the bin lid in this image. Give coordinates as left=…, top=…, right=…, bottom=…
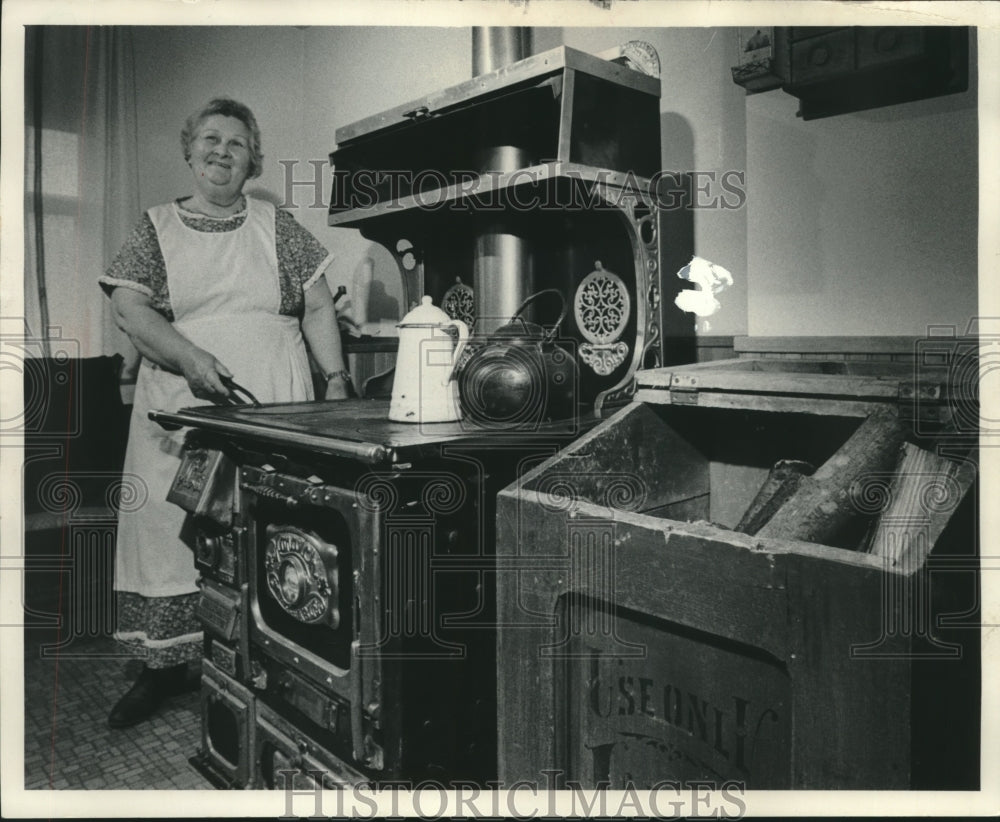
left=634, top=357, right=965, bottom=421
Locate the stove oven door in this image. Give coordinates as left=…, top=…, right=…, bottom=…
left=240, top=465, right=385, bottom=775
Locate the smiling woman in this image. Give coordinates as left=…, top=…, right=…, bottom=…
left=188, top=119, right=252, bottom=205
left=182, top=103, right=259, bottom=216
left=96, top=96, right=351, bottom=730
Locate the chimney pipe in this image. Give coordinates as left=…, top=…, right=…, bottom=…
left=471, top=27, right=535, bottom=333
left=472, top=27, right=531, bottom=76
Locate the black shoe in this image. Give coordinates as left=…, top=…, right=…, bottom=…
left=153, top=662, right=197, bottom=697
left=107, top=664, right=190, bottom=729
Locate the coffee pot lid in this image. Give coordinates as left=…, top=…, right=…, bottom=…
left=398, top=295, right=452, bottom=326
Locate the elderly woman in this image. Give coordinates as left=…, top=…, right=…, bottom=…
left=98, top=97, right=350, bottom=728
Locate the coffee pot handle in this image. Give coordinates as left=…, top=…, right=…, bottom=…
left=444, top=319, right=469, bottom=383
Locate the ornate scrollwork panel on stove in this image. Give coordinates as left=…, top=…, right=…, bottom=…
left=441, top=276, right=476, bottom=327
left=589, top=181, right=662, bottom=415
left=575, top=261, right=632, bottom=377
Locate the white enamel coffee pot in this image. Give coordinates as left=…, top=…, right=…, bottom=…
left=389, top=296, right=469, bottom=423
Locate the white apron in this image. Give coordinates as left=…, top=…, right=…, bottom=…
left=115, top=198, right=313, bottom=597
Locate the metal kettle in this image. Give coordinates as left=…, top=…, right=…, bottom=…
left=389, top=296, right=469, bottom=423
left=456, top=289, right=578, bottom=426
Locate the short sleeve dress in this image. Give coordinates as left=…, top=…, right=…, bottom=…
left=99, top=196, right=333, bottom=667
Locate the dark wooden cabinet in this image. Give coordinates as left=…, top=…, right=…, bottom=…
left=733, top=26, right=969, bottom=120
left=789, top=29, right=856, bottom=86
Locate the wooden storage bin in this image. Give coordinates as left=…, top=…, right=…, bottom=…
left=496, top=358, right=979, bottom=789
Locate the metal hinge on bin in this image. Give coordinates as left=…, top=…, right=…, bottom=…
left=669, top=373, right=699, bottom=405
left=898, top=380, right=946, bottom=422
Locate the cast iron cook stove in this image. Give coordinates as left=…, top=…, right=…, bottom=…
left=151, top=38, right=677, bottom=789
left=155, top=400, right=585, bottom=787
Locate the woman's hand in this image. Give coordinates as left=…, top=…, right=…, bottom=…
left=180, top=347, right=233, bottom=401
left=111, top=287, right=233, bottom=401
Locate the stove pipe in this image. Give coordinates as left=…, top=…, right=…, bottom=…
left=471, top=27, right=534, bottom=333
left=472, top=27, right=531, bottom=76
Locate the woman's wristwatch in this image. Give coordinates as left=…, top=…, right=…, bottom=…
left=324, top=369, right=353, bottom=385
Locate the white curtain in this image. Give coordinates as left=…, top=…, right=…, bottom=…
left=24, top=26, right=140, bottom=366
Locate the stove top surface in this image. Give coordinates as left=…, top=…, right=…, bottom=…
left=151, top=398, right=587, bottom=463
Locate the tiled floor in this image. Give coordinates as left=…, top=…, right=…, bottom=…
left=23, top=628, right=212, bottom=790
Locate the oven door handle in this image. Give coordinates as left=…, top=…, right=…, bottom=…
left=242, top=482, right=299, bottom=507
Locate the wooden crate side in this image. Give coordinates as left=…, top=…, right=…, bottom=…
left=559, top=600, right=793, bottom=788
left=496, top=489, right=557, bottom=779
left=497, top=487, right=961, bottom=788
left=783, top=552, right=914, bottom=788
left=497, top=492, right=783, bottom=785
left=511, top=402, right=643, bottom=490
left=517, top=402, right=710, bottom=515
